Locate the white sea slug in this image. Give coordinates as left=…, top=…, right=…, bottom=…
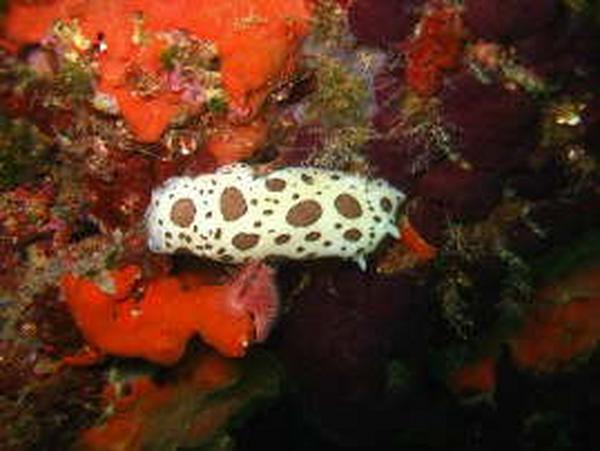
left=146, top=163, right=405, bottom=270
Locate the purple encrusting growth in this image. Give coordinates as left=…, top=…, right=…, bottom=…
left=440, top=72, right=539, bottom=172
left=464, top=0, right=560, bottom=41
left=348, top=0, right=424, bottom=48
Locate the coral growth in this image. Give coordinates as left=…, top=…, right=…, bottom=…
left=348, top=0, right=423, bottom=48
left=0, top=182, right=56, bottom=247
left=510, top=264, right=600, bottom=372
left=83, top=142, right=154, bottom=231
left=0, top=0, right=599, bottom=449
left=0, top=286, right=104, bottom=449
left=62, top=262, right=279, bottom=364
left=2, top=0, right=312, bottom=143
left=439, top=71, right=539, bottom=172
left=446, top=252, right=600, bottom=401
left=449, top=357, right=496, bottom=395
left=0, top=180, right=71, bottom=274
left=464, top=0, right=560, bottom=42
left=403, top=4, right=465, bottom=96
left=0, top=115, right=52, bottom=190
left=277, top=260, right=425, bottom=444
left=80, top=350, right=281, bottom=450
left=0, top=365, right=105, bottom=449
left=204, top=117, right=269, bottom=164
left=414, top=161, right=502, bottom=220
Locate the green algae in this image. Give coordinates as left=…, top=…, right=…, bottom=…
left=81, top=350, right=282, bottom=450
left=308, top=56, right=369, bottom=128
left=310, top=0, right=351, bottom=49
left=54, top=60, right=94, bottom=102
left=206, top=96, right=229, bottom=114
left=0, top=115, right=52, bottom=190
left=531, top=230, right=600, bottom=284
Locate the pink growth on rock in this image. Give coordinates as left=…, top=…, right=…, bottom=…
left=227, top=261, right=280, bottom=343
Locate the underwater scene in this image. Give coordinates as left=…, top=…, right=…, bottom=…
left=0, top=0, right=599, bottom=449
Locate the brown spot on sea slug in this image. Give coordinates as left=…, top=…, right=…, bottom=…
left=170, top=198, right=196, bottom=227
left=380, top=197, right=393, bottom=212
left=305, top=231, right=321, bottom=241
left=232, top=233, right=260, bottom=250
left=286, top=200, right=323, bottom=227
left=265, top=178, right=286, bottom=191
left=220, top=186, right=247, bottom=221
left=301, top=173, right=314, bottom=184
left=343, top=228, right=362, bottom=241
left=335, top=194, right=362, bottom=219
left=275, top=234, right=291, bottom=244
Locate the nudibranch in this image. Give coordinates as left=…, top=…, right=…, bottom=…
left=146, top=163, right=406, bottom=269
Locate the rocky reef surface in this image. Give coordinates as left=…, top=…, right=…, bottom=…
left=0, top=1, right=599, bottom=449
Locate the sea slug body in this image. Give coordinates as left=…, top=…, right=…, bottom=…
left=146, top=163, right=406, bottom=269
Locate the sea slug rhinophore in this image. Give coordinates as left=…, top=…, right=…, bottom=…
left=146, top=164, right=406, bottom=269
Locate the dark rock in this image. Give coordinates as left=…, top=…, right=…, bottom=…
left=464, top=0, right=560, bottom=42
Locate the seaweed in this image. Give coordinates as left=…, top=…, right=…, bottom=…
left=2, top=367, right=105, bottom=449
left=0, top=115, right=52, bottom=190
left=310, top=0, right=351, bottom=49
left=307, top=56, right=369, bottom=128
left=530, top=230, right=600, bottom=283
left=79, top=350, right=282, bottom=450
left=431, top=200, right=537, bottom=338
